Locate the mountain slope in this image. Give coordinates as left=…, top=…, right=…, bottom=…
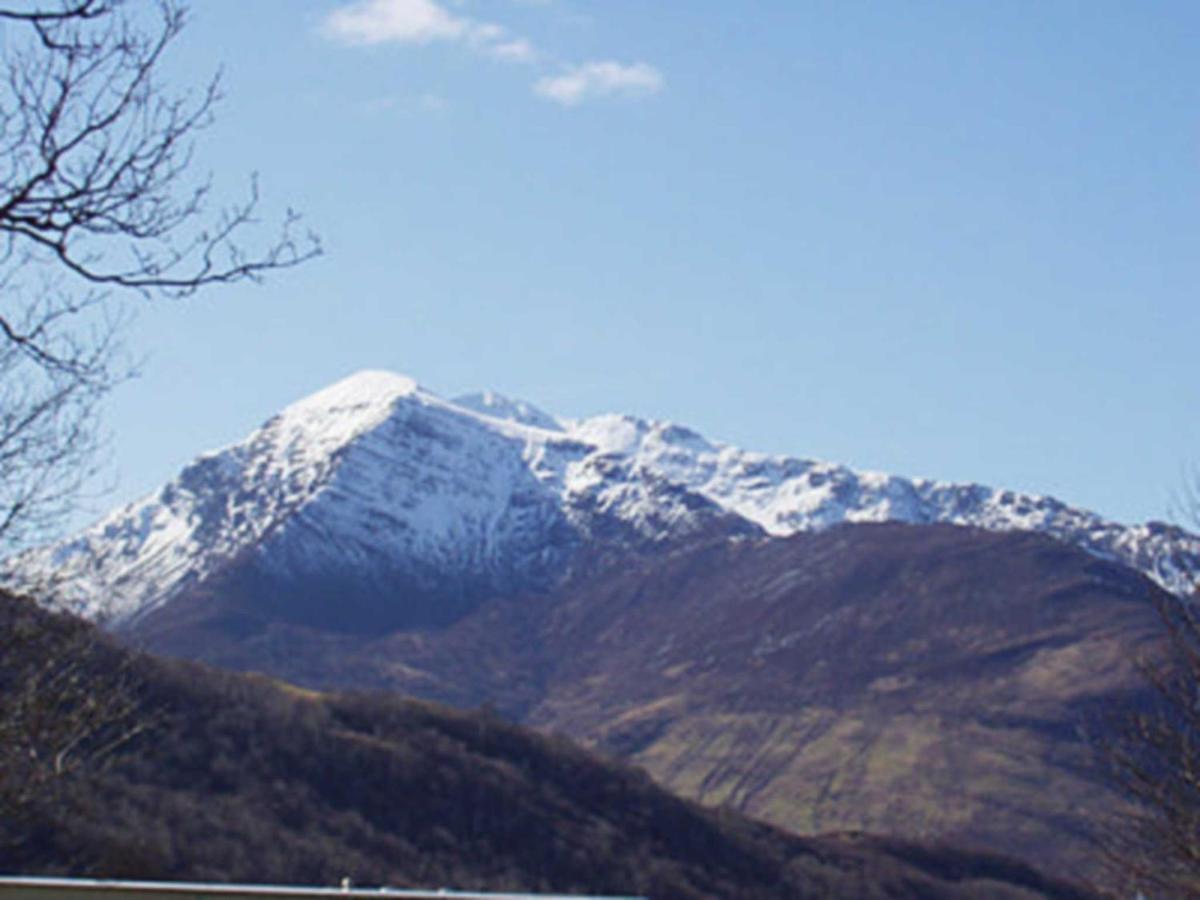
left=126, top=523, right=1166, bottom=877
left=5, top=370, right=1197, bottom=630
left=0, top=591, right=1098, bottom=900
left=516, top=524, right=1161, bottom=875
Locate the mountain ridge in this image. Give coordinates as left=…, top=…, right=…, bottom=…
left=6, top=369, right=1197, bottom=627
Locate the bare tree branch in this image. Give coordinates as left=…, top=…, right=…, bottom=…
left=0, top=595, right=152, bottom=852
left=1098, top=588, right=1200, bottom=896
left=0, top=0, right=320, bottom=554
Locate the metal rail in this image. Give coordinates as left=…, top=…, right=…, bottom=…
left=0, top=878, right=646, bottom=900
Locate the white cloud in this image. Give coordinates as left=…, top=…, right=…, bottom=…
left=323, top=1, right=665, bottom=108
left=533, top=61, right=664, bottom=106
left=323, top=0, right=467, bottom=45
left=323, top=0, right=535, bottom=62
left=488, top=38, right=536, bottom=63
left=467, top=22, right=506, bottom=46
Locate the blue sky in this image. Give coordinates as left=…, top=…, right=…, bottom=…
left=90, top=0, right=1199, bottom=527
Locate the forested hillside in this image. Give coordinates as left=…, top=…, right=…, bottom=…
left=0, top=591, right=1096, bottom=899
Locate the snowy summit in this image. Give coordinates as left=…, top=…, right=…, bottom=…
left=5, top=369, right=1199, bottom=627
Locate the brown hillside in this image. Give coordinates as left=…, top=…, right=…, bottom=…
left=128, top=523, right=1166, bottom=878
left=0, top=590, right=1099, bottom=899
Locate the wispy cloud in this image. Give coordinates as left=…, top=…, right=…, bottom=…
left=489, top=37, right=536, bottom=63
left=322, top=0, right=663, bottom=106
left=322, top=0, right=536, bottom=62
left=533, top=61, right=664, bottom=106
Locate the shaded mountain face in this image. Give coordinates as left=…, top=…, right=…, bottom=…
left=5, top=370, right=1198, bottom=633
left=0, top=592, right=1098, bottom=900
left=126, top=523, right=1165, bottom=878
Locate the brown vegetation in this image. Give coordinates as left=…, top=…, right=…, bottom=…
left=129, top=523, right=1167, bottom=878
left=1098, top=592, right=1200, bottom=897
left=0, top=589, right=1096, bottom=899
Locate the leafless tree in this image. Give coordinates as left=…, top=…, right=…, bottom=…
left=0, top=0, right=320, bottom=555
left=1100, top=586, right=1200, bottom=897
left=0, top=593, right=150, bottom=854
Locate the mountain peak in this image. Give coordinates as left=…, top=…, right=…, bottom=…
left=290, top=370, right=422, bottom=413
left=263, top=369, right=431, bottom=461
left=451, top=390, right=563, bottom=432
left=7, top=370, right=1200, bottom=627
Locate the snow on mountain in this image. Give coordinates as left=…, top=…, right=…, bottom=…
left=452, top=390, right=564, bottom=432
left=5, top=369, right=1198, bottom=627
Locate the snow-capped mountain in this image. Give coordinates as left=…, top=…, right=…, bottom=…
left=5, top=369, right=1198, bottom=628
